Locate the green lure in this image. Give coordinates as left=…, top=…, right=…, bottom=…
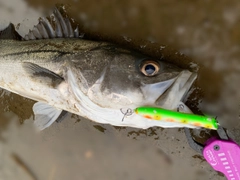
left=135, top=106, right=218, bottom=130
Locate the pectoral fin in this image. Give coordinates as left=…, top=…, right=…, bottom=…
left=33, top=102, right=63, bottom=130
left=22, top=62, right=64, bottom=88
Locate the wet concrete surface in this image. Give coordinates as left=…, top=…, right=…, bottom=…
left=0, top=0, right=240, bottom=179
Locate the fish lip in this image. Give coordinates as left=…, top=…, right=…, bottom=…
left=140, top=78, right=177, bottom=105
left=155, top=70, right=197, bottom=110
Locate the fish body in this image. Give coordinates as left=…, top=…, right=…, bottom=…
left=0, top=7, right=198, bottom=130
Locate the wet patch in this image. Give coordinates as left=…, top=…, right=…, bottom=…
left=0, top=90, right=34, bottom=123
left=0, top=89, right=34, bottom=140
left=93, top=125, right=106, bottom=133
left=192, top=154, right=205, bottom=163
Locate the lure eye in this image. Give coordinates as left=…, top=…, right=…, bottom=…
left=140, top=60, right=160, bottom=76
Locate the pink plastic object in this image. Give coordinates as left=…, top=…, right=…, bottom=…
left=203, top=138, right=240, bottom=180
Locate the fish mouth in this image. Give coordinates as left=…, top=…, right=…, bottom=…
left=118, top=70, right=197, bottom=129
left=141, top=70, right=197, bottom=112
left=155, top=70, right=197, bottom=111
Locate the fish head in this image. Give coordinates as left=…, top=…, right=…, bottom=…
left=68, top=45, right=197, bottom=122
left=96, top=55, right=183, bottom=108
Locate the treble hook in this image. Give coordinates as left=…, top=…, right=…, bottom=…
left=120, top=108, right=133, bottom=121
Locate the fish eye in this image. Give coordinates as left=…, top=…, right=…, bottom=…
left=140, top=60, right=160, bottom=76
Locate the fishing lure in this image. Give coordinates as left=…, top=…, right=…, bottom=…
left=135, top=106, right=218, bottom=130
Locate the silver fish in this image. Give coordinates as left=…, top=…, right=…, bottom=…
left=0, top=7, right=197, bottom=130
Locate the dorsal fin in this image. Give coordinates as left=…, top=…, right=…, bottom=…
left=24, top=7, right=79, bottom=40
left=0, top=23, right=22, bottom=40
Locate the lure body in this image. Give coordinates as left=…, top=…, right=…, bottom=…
left=135, top=106, right=218, bottom=130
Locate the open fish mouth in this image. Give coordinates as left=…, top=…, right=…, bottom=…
left=140, top=70, right=197, bottom=109
left=116, top=70, right=198, bottom=129
left=155, top=70, right=197, bottom=112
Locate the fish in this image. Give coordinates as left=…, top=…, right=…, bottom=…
left=0, top=7, right=198, bottom=130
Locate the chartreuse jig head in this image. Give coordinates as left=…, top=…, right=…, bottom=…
left=135, top=106, right=218, bottom=130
